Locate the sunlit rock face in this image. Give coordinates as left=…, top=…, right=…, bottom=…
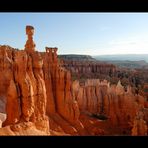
left=0, top=26, right=147, bottom=136
left=0, top=26, right=81, bottom=135
left=72, top=79, right=148, bottom=135
left=0, top=26, right=49, bottom=134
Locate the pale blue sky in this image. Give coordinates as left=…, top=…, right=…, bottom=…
left=0, top=13, right=148, bottom=55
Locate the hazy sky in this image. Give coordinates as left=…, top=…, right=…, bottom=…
left=0, top=13, right=148, bottom=55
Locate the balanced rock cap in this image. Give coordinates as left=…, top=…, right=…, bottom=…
left=26, top=25, right=34, bottom=35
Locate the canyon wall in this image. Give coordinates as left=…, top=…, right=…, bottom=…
left=60, top=60, right=117, bottom=80
left=60, top=57, right=148, bottom=100
left=72, top=79, right=148, bottom=135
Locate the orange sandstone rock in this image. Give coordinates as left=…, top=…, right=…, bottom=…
left=0, top=26, right=81, bottom=135
left=72, top=79, right=147, bottom=135
left=25, top=25, right=36, bottom=53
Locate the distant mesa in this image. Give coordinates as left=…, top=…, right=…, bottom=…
left=59, top=54, right=96, bottom=61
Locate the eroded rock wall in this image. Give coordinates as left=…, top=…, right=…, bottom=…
left=72, top=79, right=148, bottom=135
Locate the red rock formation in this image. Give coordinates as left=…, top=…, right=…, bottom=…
left=72, top=79, right=147, bottom=135
left=42, top=47, right=80, bottom=123
left=60, top=58, right=148, bottom=102
left=42, top=47, right=87, bottom=135
left=0, top=26, right=83, bottom=135
left=60, top=60, right=116, bottom=80
left=25, top=26, right=36, bottom=53
left=0, top=46, right=13, bottom=113
left=0, top=26, right=49, bottom=134
left=131, top=111, right=147, bottom=136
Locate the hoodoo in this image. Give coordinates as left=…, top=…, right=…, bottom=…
left=25, top=25, right=36, bottom=53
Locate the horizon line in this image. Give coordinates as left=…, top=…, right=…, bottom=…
left=59, top=53, right=148, bottom=56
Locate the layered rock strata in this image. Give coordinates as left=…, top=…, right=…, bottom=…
left=72, top=79, right=148, bottom=135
